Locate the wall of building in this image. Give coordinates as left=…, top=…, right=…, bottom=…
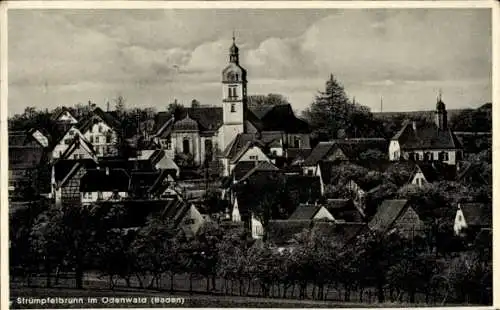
left=313, top=207, right=334, bottom=220
left=81, top=191, right=128, bottom=205
left=82, top=122, right=119, bottom=157
left=389, top=140, right=401, bottom=161
left=402, top=149, right=457, bottom=165
left=52, top=127, right=80, bottom=159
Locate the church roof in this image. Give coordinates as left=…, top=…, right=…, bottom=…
left=392, top=122, right=462, bottom=150
left=248, top=104, right=310, bottom=133
left=173, top=113, right=199, bottom=132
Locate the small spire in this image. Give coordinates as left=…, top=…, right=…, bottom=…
left=232, top=30, right=236, bottom=44
left=438, top=88, right=443, bottom=102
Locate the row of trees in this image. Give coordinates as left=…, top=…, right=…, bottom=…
left=10, top=200, right=492, bottom=305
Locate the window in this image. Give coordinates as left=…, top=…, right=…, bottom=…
left=98, top=125, right=103, bottom=133
left=97, top=191, right=103, bottom=200
left=73, top=154, right=78, bottom=159
left=231, top=103, right=236, bottom=113
left=425, top=152, right=433, bottom=161
left=228, top=86, right=237, bottom=99
left=294, top=137, right=301, bottom=148
left=183, top=138, right=190, bottom=154
left=439, top=151, right=449, bottom=161
left=414, top=153, right=420, bottom=161
left=89, top=136, right=94, bottom=143
left=249, top=155, right=258, bottom=160
left=106, top=135, right=112, bottom=143
left=166, top=139, right=172, bottom=150
left=184, top=218, right=195, bottom=225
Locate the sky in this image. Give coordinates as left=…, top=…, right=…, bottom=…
left=8, top=8, right=492, bottom=116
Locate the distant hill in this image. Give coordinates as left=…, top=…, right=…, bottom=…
left=373, top=103, right=491, bottom=122
left=373, top=109, right=466, bottom=122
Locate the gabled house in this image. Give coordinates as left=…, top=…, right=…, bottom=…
left=162, top=198, right=206, bottom=238
left=388, top=97, right=463, bottom=165
left=454, top=202, right=492, bottom=238
left=129, top=149, right=180, bottom=177
left=369, top=199, right=425, bottom=238
left=288, top=204, right=334, bottom=221
left=325, top=198, right=365, bottom=223
left=52, top=158, right=98, bottom=206
left=8, top=130, right=48, bottom=199
left=78, top=107, right=122, bottom=157
left=346, top=178, right=383, bottom=207
left=302, top=138, right=388, bottom=175
left=129, top=170, right=177, bottom=199
left=80, top=168, right=130, bottom=205
left=409, top=163, right=457, bottom=187
left=51, top=126, right=87, bottom=160
left=222, top=134, right=271, bottom=176
left=51, top=107, right=79, bottom=125
left=230, top=190, right=265, bottom=239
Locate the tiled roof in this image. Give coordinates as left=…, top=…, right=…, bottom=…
left=78, top=108, right=122, bottom=134
left=325, top=199, right=364, bottom=222
left=162, top=198, right=191, bottom=227
left=414, top=163, right=457, bottom=183
left=154, top=112, right=174, bottom=134
left=288, top=204, right=324, bottom=220
left=392, top=122, right=462, bottom=150
left=368, top=199, right=409, bottom=233
left=50, top=107, right=78, bottom=122
left=303, top=138, right=388, bottom=166
left=178, top=107, right=223, bottom=132
left=53, top=159, right=97, bottom=183
left=238, top=161, right=279, bottom=183
left=250, top=104, right=310, bottom=133
left=312, top=221, right=369, bottom=247
left=232, top=161, right=260, bottom=181
left=80, top=168, right=130, bottom=192
left=303, top=142, right=335, bottom=166
left=460, top=202, right=492, bottom=227
left=267, top=220, right=313, bottom=246
left=223, top=133, right=267, bottom=163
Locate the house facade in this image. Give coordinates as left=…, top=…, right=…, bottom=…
left=389, top=96, right=463, bottom=165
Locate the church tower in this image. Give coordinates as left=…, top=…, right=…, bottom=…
left=221, top=35, right=247, bottom=151
left=435, top=91, right=448, bottom=130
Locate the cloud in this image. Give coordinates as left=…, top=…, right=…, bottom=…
left=8, top=9, right=491, bottom=116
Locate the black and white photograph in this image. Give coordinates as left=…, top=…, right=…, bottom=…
left=6, top=4, right=494, bottom=308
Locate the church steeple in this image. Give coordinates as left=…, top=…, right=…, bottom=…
left=229, top=32, right=239, bottom=64
left=435, top=90, right=448, bottom=130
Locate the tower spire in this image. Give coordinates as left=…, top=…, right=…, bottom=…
left=438, top=88, right=442, bottom=102
left=229, top=31, right=239, bottom=64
